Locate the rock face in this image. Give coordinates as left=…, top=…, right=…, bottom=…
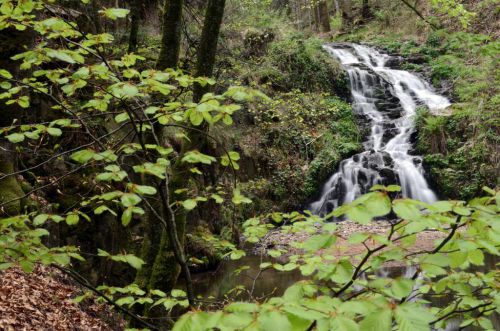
left=310, top=44, right=451, bottom=217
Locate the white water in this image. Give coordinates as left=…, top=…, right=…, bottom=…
left=310, top=44, right=450, bottom=217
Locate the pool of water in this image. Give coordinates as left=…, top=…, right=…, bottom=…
left=190, top=253, right=499, bottom=330
left=191, top=254, right=302, bottom=301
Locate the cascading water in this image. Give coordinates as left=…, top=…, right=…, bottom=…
left=310, top=43, right=451, bottom=217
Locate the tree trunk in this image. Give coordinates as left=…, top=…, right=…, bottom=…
left=193, top=0, right=226, bottom=102
left=0, top=28, right=33, bottom=216
left=313, top=2, right=320, bottom=31
left=144, top=0, right=227, bottom=309
left=0, top=149, right=24, bottom=216
left=137, top=0, right=186, bottom=306
left=128, top=0, right=141, bottom=53
left=333, top=0, right=340, bottom=14
left=361, top=0, right=370, bottom=21
left=318, top=0, right=331, bottom=32
left=90, top=0, right=102, bottom=34
left=339, top=0, right=352, bottom=30
left=156, top=0, right=184, bottom=70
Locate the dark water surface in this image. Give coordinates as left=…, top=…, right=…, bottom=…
left=191, top=254, right=499, bottom=330
left=191, top=255, right=302, bottom=301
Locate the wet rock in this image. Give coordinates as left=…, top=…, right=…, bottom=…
left=381, top=152, right=394, bottom=167
left=357, top=170, right=368, bottom=186
left=406, top=54, right=428, bottom=64
left=385, top=56, right=403, bottom=68
left=380, top=167, right=398, bottom=185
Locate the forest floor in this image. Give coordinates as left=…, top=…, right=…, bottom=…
left=0, top=265, right=124, bottom=331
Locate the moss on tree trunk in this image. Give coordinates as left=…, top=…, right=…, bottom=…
left=193, top=0, right=226, bottom=102
left=0, top=151, right=24, bottom=216
left=156, top=0, right=184, bottom=70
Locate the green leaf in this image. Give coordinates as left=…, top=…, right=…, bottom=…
left=468, top=249, right=484, bottom=265
left=232, top=188, right=252, bottom=205
left=6, top=133, right=25, bottom=143
left=101, top=8, right=130, bottom=20
left=182, top=151, right=216, bottom=165
left=211, top=194, right=224, bottom=204
left=391, top=278, right=414, bottom=299
left=97, top=249, right=110, bottom=257
left=110, top=82, right=139, bottom=99
left=347, top=233, right=369, bottom=244
left=131, top=184, right=157, bottom=195
left=365, top=192, right=391, bottom=217
left=122, top=207, right=133, bottom=226
left=30, top=228, right=49, bottom=237
left=0, top=69, right=13, bottom=79
left=189, top=109, right=204, bottom=126
left=360, top=308, right=392, bottom=331
left=331, top=259, right=353, bottom=283
left=66, top=213, right=80, bottom=225
left=346, top=204, right=372, bottom=224
left=0, top=263, right=14, bottom=271
left=70, top=149, right=95, bottom=163
left=331, top=317, right=359, bottom=331
left=429, top=201, right=453, bottom=213
left=52, top=254, right=71, bottom=266
left=182, top=199, right=197, bottom=210
left=171, top=289, right=186, bottom=298
left=116, top=296, right=135, bottom=306
left=230, top=250, right=246, bottom=260
left=258, top=311, right=292, bottom=331
left=226, top=302, right=259, bottom=313
left=395, top=304, right=433, bottom=331
left=46, top=127, right=62, bottom=137
left=121, top=193, right=142, bottom=207
left=114, top=112, right=130, bottom=123
left=303, top=234, right=336, bottom=251
left=453, top=205, right=471, bottom=216
left=393, top=199, right=421, bottom=221
left=122, top=255, right=144, bottom=270
left=17, top=96, right=30, bottom=108
left=33, top=214, right=49, bottom=226
left=20, top=260, right=35, bottom=273
left=46, top=49, right=76, bottom=64
left=173, top=313, right=197, bottom=331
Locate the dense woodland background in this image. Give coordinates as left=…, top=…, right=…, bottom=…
left=0, top=0, right=499, bottom=330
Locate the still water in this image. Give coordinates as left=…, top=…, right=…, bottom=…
left=191, top=253, right=499, bottom=330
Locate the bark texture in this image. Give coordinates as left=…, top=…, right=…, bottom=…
left=318, top=0, right=331, bottom=32
left=128, top=0, right=141, bottom=53
left=0, top=28, right=33, bottom=216
left=156, top=0, right=184, bottom=70
left=361, top=0, right=371, bottom=20
left=193, top=0, right=226, bottom=102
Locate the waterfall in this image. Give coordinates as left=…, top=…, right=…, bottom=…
left=310, top=43, right=451, bottom=217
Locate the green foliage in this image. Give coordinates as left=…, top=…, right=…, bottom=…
left=262, top=34, right=347, bottom=93
left=0, top=214, right=82, bottom=273
left=1, top=1, right=498, bottom=330
left=412, top=31, right=499, bottom=199
left=429, top=0, right=476, bottom=28
left=175, top=186, right=500, bottom=330
left=234, top=92, right=359, bottom=212
left=0, top=0, right=262, bottom=299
